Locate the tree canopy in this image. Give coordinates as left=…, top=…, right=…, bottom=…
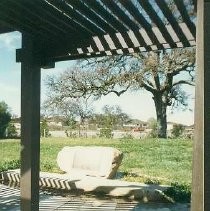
left=0, top=101, right=11, bottom=138
left=45, top=48, right=195, bottom=138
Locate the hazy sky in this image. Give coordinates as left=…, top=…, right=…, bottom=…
left=0, top=32, right=195, bottom=125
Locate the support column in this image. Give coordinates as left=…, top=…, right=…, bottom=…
left=20, top=33, right=41, bottom=211
left=192, top=0, right=210, bottom=210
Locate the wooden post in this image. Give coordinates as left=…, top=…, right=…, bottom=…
left=20, top=33, right=41, bottom=211
left=192, top=0, right=210, bottom=210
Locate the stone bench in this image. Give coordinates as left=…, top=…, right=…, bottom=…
left=57, top=146, right=123, bottom=179
left=0, top=146, right=123, bottom=186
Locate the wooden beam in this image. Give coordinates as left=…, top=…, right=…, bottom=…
left=20, top=33, right=41, bottom=211
left=203, top=1, right=210, bottom=210
left=174, top=0, right=196, bottom=39
left=101, top=0, right=151, bottom=51
left=119, top=0, right=163, bottom=49
left=155, top=0, right=190, bottom=46
left=192, top=0, right=210, bottom=210
left=137, top=0, right=177, bottom=48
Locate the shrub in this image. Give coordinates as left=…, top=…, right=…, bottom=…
left=171, top=124, right=185, bottom=138
left=0, top=101, right=11, bottom=138
left=0, top=160, right=20, bottom=172
left=7, top=123, right=18, bottom=138
left=99, top=128, right=113, bottom=138
left=164, top=182, right=191, bottom=202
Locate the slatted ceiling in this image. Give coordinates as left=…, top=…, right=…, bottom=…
left=0, top=0, right=196, bottom=62
left=106, top=34, right=123, bottom=50
left=50, top=20, right=196, bottom=62
left=87, top=46, right=94, bottom=53
left=119, top=0, right=164, bottom=48
left=27, top=1, right=77, bottom=35
left=3, top=0, right=63, bottom=39
left=152, top=27, right=167, bottom=44
left=150, top=45, right=158, bottom=51
left=8, top=0, right=60, bottom=34
left=104, top=35, right=117, bottom=50
left=176, top=42, right=184, bottom=48
left=155, top=0, right=190, bottom=47
left=100, top=0, right=152, bottom=51
left=116, top=49, right=123, bottom=54
left=64, top=0, right=116, bottom=34
left=46, top=0, right=105, bottom=36
left=138, top=28, right=153, bottom=46
left=55, top=25, right=196, bottom=61
left=38, top=0, right=92, bottom=37
left=189, top=40, right=196, bottom=46
left=127, top=30, right=140, bottom=47
left=116, top=33, right=128, bottom=48
left=179, top=22, right=195, bottom=41
left=165, top=24, right=181, bottom=43
left=93, top=36, right=105, bottom=52
left=0, top=8, right=45, bottom=39
left=99, top=36, right=114, bottom=52
left=82, top=0, right=128, bottom=33
left=174, top=0, right=196, bottom=39
left=137, top=0, right=177, bottom=48
left=88, top=0, right=144, bottom=51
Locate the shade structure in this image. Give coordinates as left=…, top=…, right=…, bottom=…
left=0, top=0, right=196, bottom=63
left=0, top=1, right=206, bottom=211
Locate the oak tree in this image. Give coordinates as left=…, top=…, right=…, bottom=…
left=46, top=48, right=195, bottom=138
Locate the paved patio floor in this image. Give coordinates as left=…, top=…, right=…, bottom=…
left=0, top=184, right=190, bottom=211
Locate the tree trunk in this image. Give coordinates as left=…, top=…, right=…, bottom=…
left=153, top=93, right=167, bottom=138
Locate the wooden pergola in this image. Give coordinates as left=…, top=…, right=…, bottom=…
left=0, top=0, right=208, bottom=210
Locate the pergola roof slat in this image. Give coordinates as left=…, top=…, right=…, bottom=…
left=100, top=0, right=152, bottom=51
left=155, top=0, right=190, bottom=47
left=119, top=0, right=163, bottom=49
left=0, top=0, right=196, bottom=62
left=46, top=0, right=105, bottom=36
left=48, top=21, right=195, bottom=62
left=65, top=0, right=116, bottom=34
left=5, top=0, right=67, bottom=39
left=79, top=0, right=155, bottom=50
left=0, top=6, right=47, bottom=39
left=174, top=0, right=196, bottom=39
left=30, top=0, right=93, bottom=38
left=80, top=0, right=128, bottom=32
left=137, top=0, right=177, bottom=48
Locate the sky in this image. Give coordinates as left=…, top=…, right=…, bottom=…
left=0, top=32, right=195, bottom=125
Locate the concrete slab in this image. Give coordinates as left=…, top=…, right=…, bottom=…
left=0, top=184, right=190, bottom=211
left=1, top=169, right=170, bottom=202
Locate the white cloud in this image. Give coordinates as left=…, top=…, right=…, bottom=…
left=0, top=32, right=21, bottom=51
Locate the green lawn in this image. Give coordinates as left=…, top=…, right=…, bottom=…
left=0, top=137, right=192, bottom=188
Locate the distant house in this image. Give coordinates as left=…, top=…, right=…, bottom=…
left=123, top=120, right=148, bottom=132
left=44, top=116, right=64, bottom=130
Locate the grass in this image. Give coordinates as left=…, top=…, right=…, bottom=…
left=0, top=137, right=192, bottom=187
